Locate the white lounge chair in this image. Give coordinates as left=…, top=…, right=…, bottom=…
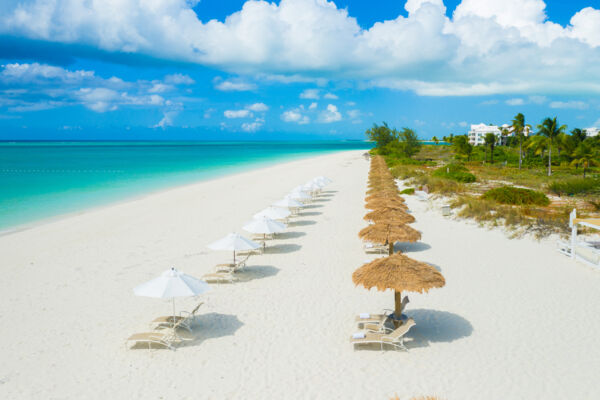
left=150, top=301, right=203, bottom=331
left=127, top=320, right=190, bottom=350
left=215, top=254, right=250, bottom=272
left=350, top=318, right=416, bottom=351
left=202, top=271, right=237, bottom=284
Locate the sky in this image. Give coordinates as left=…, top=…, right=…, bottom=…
left=0, top=0, right=599, bottom=141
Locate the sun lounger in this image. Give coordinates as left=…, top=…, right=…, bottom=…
left=350, top=318, right=416, bottom=351
left=150, top=301, right=203, bottom=331
left=216, top=254, right=250, bottom=272
left=363, top=242, right=387, bottom=254
left=127, top=320, right=189, bottom=350
left=202, top=271, right=237, bottom=284
left=355, top=297, right=409, bottom=327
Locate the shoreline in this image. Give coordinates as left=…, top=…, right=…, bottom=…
left=0, top=149, right=366, bottom=237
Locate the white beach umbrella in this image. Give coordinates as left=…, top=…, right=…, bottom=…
left=254, top=206, right=291, bottom=220
left=311, top=179, right=326, bottom=188
left=243, top=216, right=286, bottom=238
left=273, top=196, right=304, bottom=209
left=208, top=232, right=260, bottom=262
left=315, top=176, right=332, bottom=184
left=303, top=182, right=320, bottom=193
left=288, top=190, right=311, bottom=201
left=134, top=267, right=211, bottom=325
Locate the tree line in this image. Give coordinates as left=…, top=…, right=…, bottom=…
left=443, top=113, right=599, bottom=177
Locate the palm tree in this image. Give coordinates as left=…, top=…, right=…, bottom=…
left=432, top=136, right=439, bottom=144
left=571, top=142, right=599, bottom=178
left=484, top=133, right=497, bottom=164
left=571, top=128, right=587, bottom=144
left=536, top=117, right=567, bottom=176
left=511, top=113, right=529, bottom=170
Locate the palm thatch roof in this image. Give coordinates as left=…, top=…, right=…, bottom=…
left=352, top=253, right=445, bottom=293
left=365, top=197, right=406, bottom=209
left=364, top=209, right=415, bottom=224
left=358, top=223, right=421, bottom=244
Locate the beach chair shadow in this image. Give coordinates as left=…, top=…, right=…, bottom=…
left=303, top=204, right=323, bottom=209
left=403, top=309, right=473, bottom=349
left=180, top=313, right=244, bottom=347
left=265, top=243, right=302, bottom=254
left=299, top=211, right=322, bottom=217
left=235, top=265, right=280, bottom=282
left=276, top=231, right=306, bottom=240
left=288, top=220, right=316, bottom=227
left=395, top=242, right=431, bottom=253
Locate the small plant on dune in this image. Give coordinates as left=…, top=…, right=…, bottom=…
left=432, top=164, right=476, bottom=183
left=482, top=186, right=550, bottom=206
left=548, top=177, right=600, bottom=196
left=400, top=188, right=415, bottom=195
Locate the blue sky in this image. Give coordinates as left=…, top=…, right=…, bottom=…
left=1, top=0, right=599, bottom=140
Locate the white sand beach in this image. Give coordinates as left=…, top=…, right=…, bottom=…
left=1, top=150, right=600, bottom=399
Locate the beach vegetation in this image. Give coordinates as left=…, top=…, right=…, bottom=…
left=484, top=132, right=497, bottom=164
left=366, top=123, right=422, bottom=160
left=481, top=186, right=550, bottom=206
left=400, top=188, right=415, bottom=195
left=548, top=177, right=600, bottom=196
left=432, top=164, right=476, bottom=183
left=535, top=117, right=567, bottom=176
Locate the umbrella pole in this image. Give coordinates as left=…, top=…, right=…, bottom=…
left=394, top=290, right=403, bottom=317
left=388, top=242, right=393, bottom=256
left=172, top=297, right=176, bottom=329
left=393, top=290, right=405, bottom=328
left=233, top=250, right=236, bottom=263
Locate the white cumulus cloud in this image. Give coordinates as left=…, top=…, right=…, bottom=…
left=224, top=109, right=252, bottom=118
left=246, top=102, right=269, bottom=112
left=319, top=104, right=342, bottom=123
left=281, top=109, right=309, bottom=124
left=1, top=0, right=600, bottom=96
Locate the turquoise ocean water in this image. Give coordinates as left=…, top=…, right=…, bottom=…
left=0, top=141, right=370, bottom=231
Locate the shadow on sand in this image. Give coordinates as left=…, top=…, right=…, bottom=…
left=302, top=204, right=323, bottom=209
left=405, top=309, right=473, bottom=349
left=288, top=220, right=316, bottom=227
left=395, top=242, right=431, bottom=253
left=235, top=265, right=280, bottom=282
left=299, top=211, right=322, bottom=217
left=265, top=243, right=302, bottom=254
left=275, top=231, right=306, bottom=240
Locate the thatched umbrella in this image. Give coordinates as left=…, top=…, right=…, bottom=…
left=359, top=223, right=421, bottom=255
left=353, top=253, right=445, bottom=319
left=365, top=198, right=406, bottom=210
left=364, top=209, right=415, bottom=224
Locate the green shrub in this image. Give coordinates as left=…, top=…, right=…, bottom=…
left=482, top=186, right=550, bottom=206
left=400, top=188, right=415, bottom=195
left=548, top=178, right=600, bottom=196
left=432, top=164, right=476, bottom=183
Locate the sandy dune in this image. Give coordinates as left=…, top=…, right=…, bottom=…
left=1, top=150, right=599, bottom=399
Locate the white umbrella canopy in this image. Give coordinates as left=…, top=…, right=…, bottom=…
left=302, top=182, right=320, bottom=193
left=134, top=267, right=211, bottom=298
left=253, top=206, right=291, bottom=220
left=314, top=176, right=332, bottom=184
left=134, top=267, right=211, bottom=326
left=243, top=216, right=286, bottom=234
left=208, top=232, right=260, bottom=262
left=288, top=190, right=311, bottom=201
left=273, top=196, right=304, bottom=209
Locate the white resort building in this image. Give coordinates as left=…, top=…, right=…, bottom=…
left=467, top=123, right=532, bottom=146
left=586, top=127, right=599, bottom=137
